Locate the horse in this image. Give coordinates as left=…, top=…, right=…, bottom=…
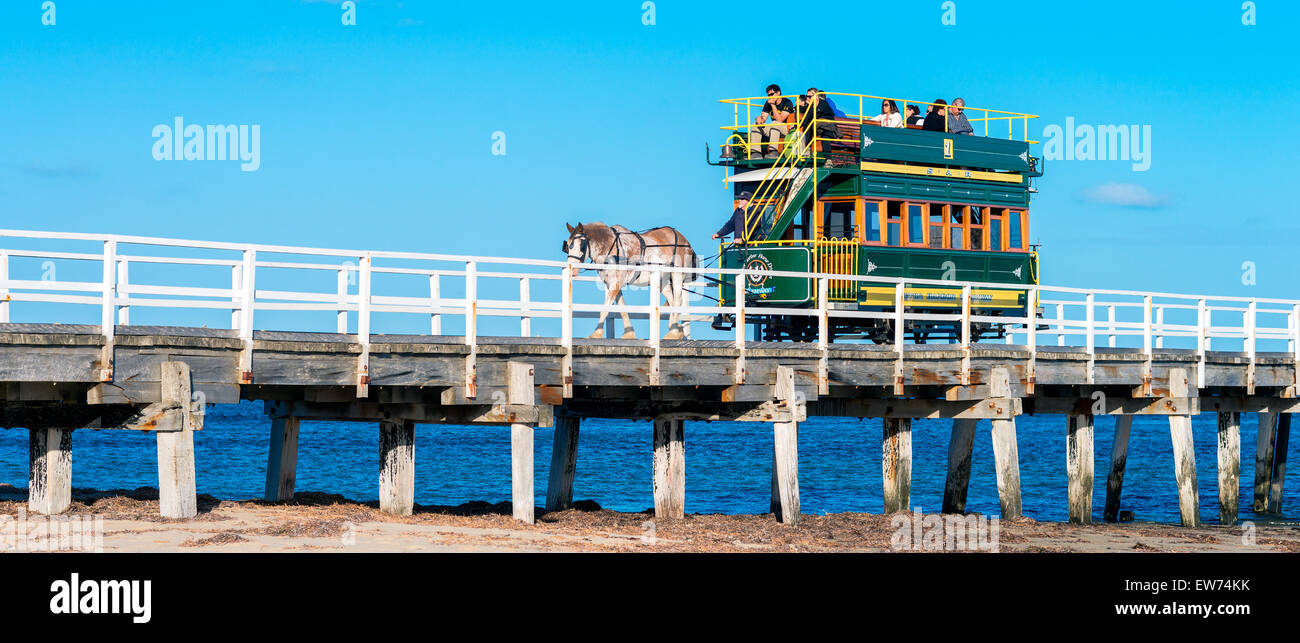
left=562, top=222, right=698, bottom=340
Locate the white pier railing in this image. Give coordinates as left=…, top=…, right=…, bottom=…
left=1, top=229, right=1297, bottom=397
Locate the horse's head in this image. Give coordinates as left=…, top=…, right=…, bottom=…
left=562, top=223, right=589, bottom=276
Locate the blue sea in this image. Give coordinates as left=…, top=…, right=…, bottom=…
left=1, top=402, right=1295, bottom=524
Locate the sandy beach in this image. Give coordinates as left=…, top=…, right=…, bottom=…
left=1, top=484, right=1295, bottom=554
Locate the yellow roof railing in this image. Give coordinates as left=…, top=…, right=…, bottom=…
left=720, top=91, right=1039, bottom=146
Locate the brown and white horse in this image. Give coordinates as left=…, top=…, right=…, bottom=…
left=562, top=222, right=698, bottom=340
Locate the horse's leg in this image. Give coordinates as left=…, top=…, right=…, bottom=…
left=663, top=273, right=685, bottom=340
left=615, top=286, right=637, bottom=339
left=589, top=286, right=618, bottom=338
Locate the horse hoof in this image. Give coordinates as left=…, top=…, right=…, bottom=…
left=589, top=328, right=605, bottom=339
left=663, top=329, right=684, bottom=340
left=621, top=329, right=638, bottom=340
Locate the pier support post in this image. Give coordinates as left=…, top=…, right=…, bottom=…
left=1168, top=368, right=1199, bottom=527
left=942, top=419, right=978, bottom=514
left=1268, top=413, right=1290, bottom=514
left=1217, top=411, right=1241, bottom=525
left=28, top=428, right=72, bottom=515
left=156, top=362, right=198, bottom=519
left=1066, top=414, right=1095, bottom=524
left=508, top=362, right=535, bottom=524
left=1103, top=416, right=1133, bottom=522
left=882, top=418, right=912, bottom=514
left=770, top=365, right=800, bottom=524
left=988, top=367, right=1022, bottom=519
left=545, top=413, right=580, bottom=513
left=264, top=416, right=300, bottom=502
left=652, top=417, right=685, bottom=520
left=1253, top=411, right=1278, bottom=513
left=379, top=419, right=415, bottom=516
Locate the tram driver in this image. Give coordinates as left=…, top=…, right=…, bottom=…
left=713, top=191, right=752, bottom=242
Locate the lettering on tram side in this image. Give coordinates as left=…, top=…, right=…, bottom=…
left=1041, top=117, right=1152, bottom=171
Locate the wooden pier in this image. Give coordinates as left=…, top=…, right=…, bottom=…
left=0, top=324, right=1294, bottom=526
left=0, top=229, right=1294, bottom=526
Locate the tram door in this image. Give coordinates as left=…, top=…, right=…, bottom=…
left=816, top=200, right=860, bottom=301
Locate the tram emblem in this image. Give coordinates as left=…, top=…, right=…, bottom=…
left=744, top=255, right=775, bottom=297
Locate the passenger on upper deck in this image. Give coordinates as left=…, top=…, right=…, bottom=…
left=949, top=98, right=974, bottom=136
left=712, top=191, right=751, bottom=242
left=923, top=99, right=949, bottom=132
left=904, top=104, right=924, bottom=127
left=748, top=84, right=795, bottom=159
left=798, top=87, right=840, bottom=164
left=868, top=99, right=903, bottom=128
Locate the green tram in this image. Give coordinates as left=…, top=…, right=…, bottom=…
left=709, top=91, right=1044, bottom=343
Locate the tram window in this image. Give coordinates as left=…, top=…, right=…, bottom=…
left=949, top=207, right=965, bottom=249
left=928, top=209, right=945, bottom=248
left=969, top=206, right=984, bottom=250
left=886, top=201, right=903, bottom=246
left=1009, top=210, right=1024, bottom=249
left=990, top=211, right=1004, bottom=251
left=907, top=204, right=924, bottom=245
left=821, top=200, right=856, bottom=240
left=863, top=201, right=881, bottom=243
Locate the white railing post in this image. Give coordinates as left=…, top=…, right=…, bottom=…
left=561, top=263, right=574, bottom=398
left=238, top=248, right=256, bottom=384
left=1056, top=303, right=1065, bottom=346
left=893, top=282, right=905, bottom=347
left=356, top=253, right=372, bottom=398
left=520, top=277, right=531, bottom=338
left=1142, top=295, right=1153, bottom=356
left=0, top=249, right=8, bottom=323
left=1292, top=303, right=1300, bottom=394
left=1085, top=291, right=1095, bottom=384
left=230, top=263, right=243, bottom=331
left=99, top=239, right=117, bottom=381
left=101, top=240, right=117, bottom=339
left=115, top=259, right=130, bottom=325
left=1246, top=298, right=1257, bottom=393
left=734, top=273, right=746, bottom=384
left=429, top=273, right=442, bottom=335
left=463, top=259, right=476, bottom=398
left=1197, top=298, right=1208, bottom=389
left=649, top=269, right=661, bottom=385
left=1026, top=286, right=1038, bottom=394
left=1107, top=304, right=1116, bottom=348
left=818, top=276, right=830, bottom=394
left=960, top=284, right=972, bottom=385
left=336, top=266, right=349, bottom=334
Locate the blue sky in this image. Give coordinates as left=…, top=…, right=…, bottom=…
left=2, top=0, right=1298, bottom=305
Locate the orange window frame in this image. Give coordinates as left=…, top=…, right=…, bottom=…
left=814, top=197, right=866, bottom=242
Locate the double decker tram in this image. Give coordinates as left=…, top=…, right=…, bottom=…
left=709, top=91, right=1044, bottom=343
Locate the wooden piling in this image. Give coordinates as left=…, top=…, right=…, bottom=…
left=942, top=419, right=978, bottom=514
left=28, top=428, right=72, bottom=515
left=264, top=416, right=300, bottom=502
left=1104, top=415, right=1133, bottom=522
left=652, top=417, right=685, bottom=520
left=508, top=362, right=535, bottom=523
left=1268, top=413, right=1290, bottom=513
left=988, top=367, right=1022, bottom=519
left=1253, top=411, right=1278, bottom=513
left=882, top=418, right=912, bottom=514
left=1216, top=411, right=1241, bottom=525
left=771, top=365, right=800, bottom=524
left=1066, top=414, right=1094, bottom=524
left=545, top=413, right=580, bottom=512
left=378, top=419, right=415, bottom=516
left=1168, top=368, right=1199, bottom=527
left=156, top=362, right=198, bottom=519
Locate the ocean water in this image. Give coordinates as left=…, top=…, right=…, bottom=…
left=0, top=402, right=1295, bottom=524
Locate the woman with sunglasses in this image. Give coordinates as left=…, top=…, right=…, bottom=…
left=868, top=99, right=903, bottom=128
